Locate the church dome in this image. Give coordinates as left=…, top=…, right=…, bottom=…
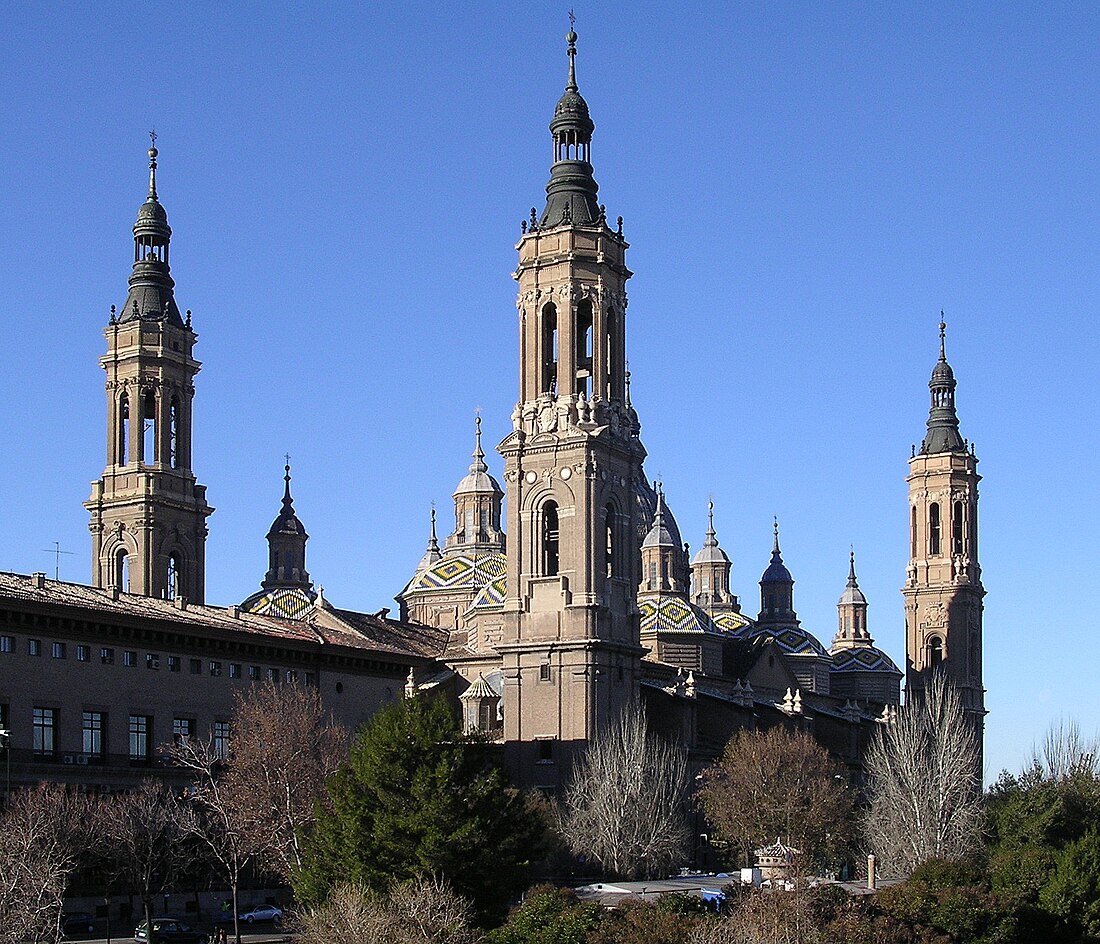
left=135, top=198, right=168, bottom=226
left=830, top=645, right=901, bottom=675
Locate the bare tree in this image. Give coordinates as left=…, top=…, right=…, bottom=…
left=698, top=726, right=853, bottom=869
left=166, top=736, right=260, bottom=944
left=0, top=785, right=96, bottom=944
left=222, top=681, right=347, bottom=883
left=863, top=672, right=983, bottom=877
left=295, top=878, right=479, bottom=944
left=561, top=705, right=689, bottom=879
left=99, top=780, right=197, bottom=935
left=1027, top=718, right=1100, bottom=783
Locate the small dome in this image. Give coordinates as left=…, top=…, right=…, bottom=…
left=453, top=415, right=503, bottom=497
left=761, top=520, right=792, bottom=583
left=136, top=198, right=168, bottom=225
left=693, top=501, right=730, bottom=565
left=642, top=487, right=683, bottom=549
left=554, top=88, right=592, bottom=124
left=930, top=358, right=955, bottom=386
left=837, top=551, right=866, bottom=605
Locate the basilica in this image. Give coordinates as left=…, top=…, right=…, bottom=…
left=0, top=30, right=985, bottom=795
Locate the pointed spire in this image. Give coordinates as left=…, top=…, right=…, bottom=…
left=772, top=516, right=781, bottom=559
left=847, top=547, right=858, bottom=588
left=261, top=459, right=311, bottom=592
left=938, top=314, right=947, bottom=362
left=147, top=129, right=159, bottom=201
left=417, top=504, right=442, bottom=572
left=281, top=461, right=295, bottom=513
left=704, top=500, right=718, bottom=547
left=470, top=412, right=488, bottom=474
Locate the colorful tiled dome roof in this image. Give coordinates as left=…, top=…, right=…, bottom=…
left=830, top=645, right=902, bottom=675
left=406, top=552, right=506, bottom=594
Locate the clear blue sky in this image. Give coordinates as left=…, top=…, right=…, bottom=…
left=2, top=3, right=1097, bottom=783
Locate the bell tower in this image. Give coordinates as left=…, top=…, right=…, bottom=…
left=902, top=320, right=985, bottom=756
left=496, top=28, right=648, bottom=785
left=85, top=138, right=213, bottom=602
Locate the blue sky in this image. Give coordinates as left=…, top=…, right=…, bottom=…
left=2, top=3, right=1097, bottom=783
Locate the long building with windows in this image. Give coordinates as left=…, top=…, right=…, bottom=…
left=0, top=29, right=984, bottom=798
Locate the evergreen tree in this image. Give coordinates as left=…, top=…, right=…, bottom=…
left=294, top=695, right=537, bottom=918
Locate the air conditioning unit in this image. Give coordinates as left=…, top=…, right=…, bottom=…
left=62, top=754, right=75, bottom=764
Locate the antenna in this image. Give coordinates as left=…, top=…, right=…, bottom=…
left=41, top=541, right=75, bottom=582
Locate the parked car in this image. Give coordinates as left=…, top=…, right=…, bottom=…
left=62, top=912, right=96, bottom=934
left=134, top=918, right=207, bottom=944
left=238, top=906, right=282, bottom=925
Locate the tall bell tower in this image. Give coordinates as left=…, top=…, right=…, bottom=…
left=85, top=138, right=213, bottom=602
left=496, top=28, right=650, bottom=785
left=902, top=320, right=985, bottom=758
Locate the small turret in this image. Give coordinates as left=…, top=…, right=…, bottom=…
left=691, top=501, right=738, bottom=612
left=757, top=518, right=798, bottom=626
left=261, top=463, right=312, bottom=592
left=445, top=414, right=505, bottom=554
left=832, top=550, right=871, bottom=650
left=920, top=317, right=966, bottom=454
left=640, top=484, right=689, bottom=594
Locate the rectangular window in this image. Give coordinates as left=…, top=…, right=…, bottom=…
left=539, top=662, right=551, bottom=682
left=167, top=655, right=180, bottom=673
left=32, top=707, right=56, bottom=756
left=172, top=717, right=194, bottom=747
left=123, top=650, right=137, bottom=667
left=100, top=647, right=114, bottom=664
left=128, top=714, right=151, bottom=762
left=229, top=663, right=241, bottom=679
left=266, top=667, right=278, bottom=683
left=0, top=635, right=13, bottom=653
left=304, top=672, right=316, bottom=686
left=536, top=739, right=554, bottom=763
left=248, top=665, right=260, bottom=681
left=28, top=639, right=41, bottom=657
left=146, top=653, right=159, bottom=670
left=82, top=710, right=105, bottom=758
left=51, top=642, right=66, bottom=659
left=76, top=644, right=89, bottom=662
left=209, top=661, right=222, bottom=677
left=0, top=704, right=9, bottom=754
left=285, top=669, right=298, bottom=684
left=212, top=721, right=230, bottom=760
left=189, top=658, right=201, bottom=675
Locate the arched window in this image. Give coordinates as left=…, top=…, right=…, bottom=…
left=166, top=553, right=182, bottom=600
left=142, top=390, right=157, bottom=464
left=606, top=307, right=618, bottom=400
left=928, top=636, right=943, bottom=669
left=118, top=393, right=130, bottom=465
left=929, top=503, right=941, bottom=556
left=604, top=503, right=615, bottom=579
left=541, top=303, right=558, bottom=395
left=575, top=299, right=593, bottom=398
left=541, top=501, right=559, bottom=576
left=952, top=500, right=964, bottom=555
left=116, top=549, right=130, bottom=593
left=169, top=396, right=180, bottom=469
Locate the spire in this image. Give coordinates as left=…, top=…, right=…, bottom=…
left=692, top=499, right=730, bottom=565
left=759, top=517, right=796, bottom=625
left=280, top=462, right=294, bottom=514
left=147, top=130, right=159, bottom=201
left=847, top=548, right=858, bottom=588
left=539, top=24, right=601, bottom=228
left=416, top=505, right=442, bottom=572
left=920, top=314, right=965, bottom=454
left=705, top=500, right=717, bottom=547
left=470, top=413, right=488, bottom=474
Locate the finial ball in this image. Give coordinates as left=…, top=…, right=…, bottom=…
left=566, top=30, right=577, bottom=44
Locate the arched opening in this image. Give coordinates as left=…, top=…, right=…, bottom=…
left=604, top=503, right=616, bottom=579
left=929, top=503, right=941, bottom=556
left=541, top=501, right=559, bottom=576
left=169, top=396, right=180, bottom=469
left=541, top=303, right=558, bottom=395
left=116, top=549, right=130, bottom=593
left=606, top=307, right=618, bottom=400
left=166, top=553, right=182, bottom=600
left=118, top=393, right=130, bottom=465
left=910, top=505, right=917, bottom=558
left=952, top=500, right=964, bottom=555
left=928, top=636, right=943, bottom=669
left=141, top=390, right=157, bottom=464
left=575, top=299, right=593, bottom=399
